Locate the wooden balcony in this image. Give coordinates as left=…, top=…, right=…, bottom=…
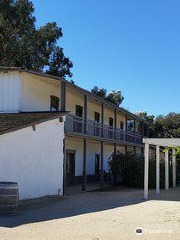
left=65, top=114, right=143, bottom=145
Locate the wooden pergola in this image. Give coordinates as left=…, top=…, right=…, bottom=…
left=143, top=138, right=179, bottom=200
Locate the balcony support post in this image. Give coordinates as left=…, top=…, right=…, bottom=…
left=113, top=143, right=117, bottom=183
left=114, top=109, right=117, bottom=140
left=61, top=81, right=66, bottom=111
left=134, top=118, right=136, bottom=143
left=125, top=114, right=128, bottom=142
left=100, top=141, right=104, bottom=187
left=82, top=138, right=87, bottom=191
left=101, top=103, right=104, bottom=137
left=84, top=95, right=88, bottom=134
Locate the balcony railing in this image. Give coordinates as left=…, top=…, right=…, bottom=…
left=65, top=114, right=143, bottom=145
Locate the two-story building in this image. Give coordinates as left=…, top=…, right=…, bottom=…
left=0, top=68, right=149, bottom=193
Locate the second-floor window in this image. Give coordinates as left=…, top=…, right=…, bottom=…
left=94, top=112, right=100, bottom=122
left=109, top=117, right=113, bottom=127
left=75, top=105, right=83, bottom=117
left=120, top=121, right=124, bottom=130
left=50, top=96, right=59, bottom=111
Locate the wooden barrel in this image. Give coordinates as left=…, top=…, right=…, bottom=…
left=0, top=182, right=19, bottom=214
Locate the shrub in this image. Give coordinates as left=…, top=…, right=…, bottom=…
left=108, top=152, right=166, bottom=189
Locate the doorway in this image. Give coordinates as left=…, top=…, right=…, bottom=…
left=94, top=112, right=100, bottom=136
left=66, top=151, right=76, bottom=185
left=74, top=105, right=83, bottom=132
left=109, top=117, right=114, bottom=138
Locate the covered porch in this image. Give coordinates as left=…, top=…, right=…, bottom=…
left=143, top=138, right=180, bottom=200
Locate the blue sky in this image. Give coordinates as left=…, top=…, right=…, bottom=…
left=32, top=0, right=180, bottom=116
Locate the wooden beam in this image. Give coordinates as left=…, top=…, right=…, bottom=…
left=84, top=95, right=88, bottom=134
left=82, top=138, right=87, bottom=191
left=114, top=143, right=117, bottom=183
left=61, top=81, right=66, bottom=111
left=114, top=109, right=117, bottom=139
left=100, top=141, right=104, bottom=187
left=101, top=102, right=104, bottom=137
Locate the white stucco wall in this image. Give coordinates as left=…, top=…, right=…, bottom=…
left=0, top=72, right=22, bottom=112
left=0, top=118, right=64, bottom=200
left=20, top=73, right=61, bottom=112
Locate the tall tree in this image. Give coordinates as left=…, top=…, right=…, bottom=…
left=0, top=0, right=73, bottom=79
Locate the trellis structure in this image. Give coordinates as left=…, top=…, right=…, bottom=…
left=143, top=138, right=180, bottom=200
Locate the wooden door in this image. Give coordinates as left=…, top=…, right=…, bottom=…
left=66, top=153, right=75, bottom=185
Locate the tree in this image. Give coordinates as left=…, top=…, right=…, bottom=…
left=106, top=90, right=124, bottom=106
left=91, top=86, right=124, bottom=106
left=91, top=86, right=107, bottom=99
left=0, top=0, right=73, bottom=79
left=136, top=111, right=156, bottom=137
left=136, top=111, right=180, bottom=138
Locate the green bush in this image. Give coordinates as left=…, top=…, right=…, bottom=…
left=108, top=152, right=165, bottom=189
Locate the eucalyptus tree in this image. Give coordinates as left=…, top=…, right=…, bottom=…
left=0, top=0, right=73, bottom=79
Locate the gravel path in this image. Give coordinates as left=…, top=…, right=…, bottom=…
left=0, top=187, right=180, bottom=240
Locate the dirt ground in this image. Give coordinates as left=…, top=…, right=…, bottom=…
left=0, top=187, right=180, bottom=240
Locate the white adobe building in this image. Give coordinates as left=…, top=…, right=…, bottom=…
left=0, top=68, right=150, bottom=195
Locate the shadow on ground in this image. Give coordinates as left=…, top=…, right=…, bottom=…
left=0, top=187, right=180, bottom=228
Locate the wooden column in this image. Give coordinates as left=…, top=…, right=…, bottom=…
left=125, top=114, right=128, bottom=142
left=101, top=102, right=104, bottom=137
left=100, top=141, right=104, bottom=187
left=84, top=95, right=88, bottom=134
left=61, top=81, right=66, bottom=111
left=114, top=143, right=117, bottom=183
left=82, top=138, right=87, bottom=191
left=134, top=118, right=136, bottom=144
left=114, top=109, right=117, bottom=140
left=82, top=95, right=88, bottom=191
left=144, top=143, right=149, bottom=200
left=172, top=148, right=176, bottom=188
left=165, top=150, right=169, bottom=190
left=156, top=145, right=160, bottom=194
